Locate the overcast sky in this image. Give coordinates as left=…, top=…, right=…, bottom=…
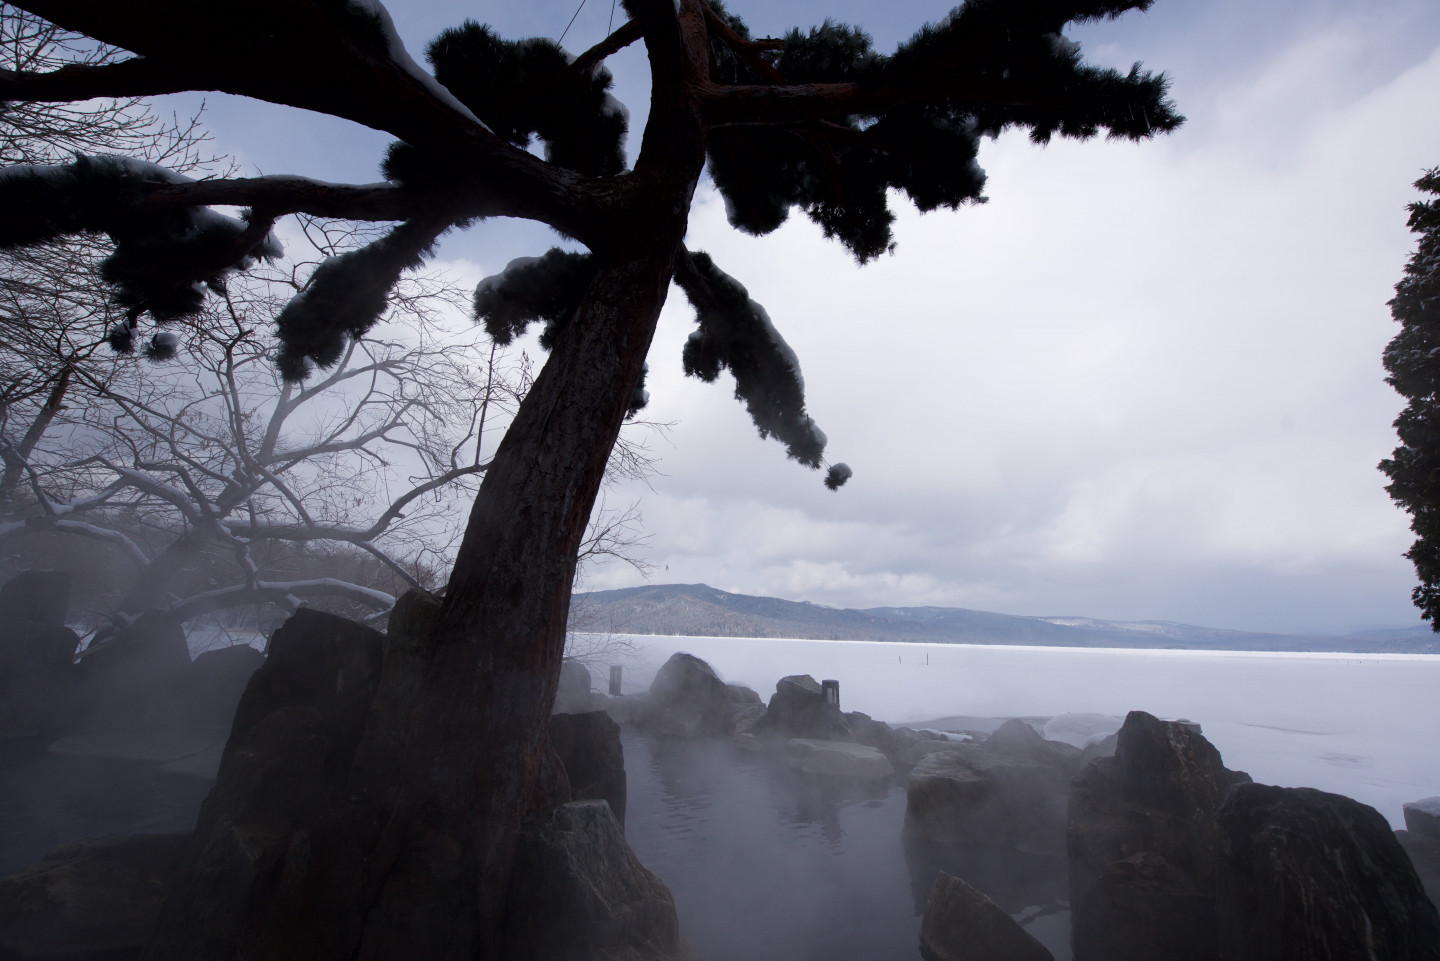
left=158, top=0, right=1440, bottom=634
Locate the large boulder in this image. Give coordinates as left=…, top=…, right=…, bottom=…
left=1398, top=828, right=1440, bottom=915
left=1215, top=784, right=1440, bottom=960
left=786, top=738, right=894, bottom=781
left=0, top=616, right=79, bottom=739
left=918, top=871, right=1053, bottom=961
left=1407, top=796, right=1440, bottom=842
left=0, top=570, right=71, bottom=626
left=646, top=652, right=735, bottom=737
left=182, top=644, right=265, bottom=735
left=551, top=711, right=627, bottom=830
left=503, top=800, right=692, bottom=961
left=554, top=659, right=599, bottom=714
left=0, top=832, right=190, bottom=961
left=73, top=611, right=192, bottom=733
left=142, top=608, right=386, bottom=961
left=754, top=674, right=847, bottom=741
left=1068, top=710, right=1250, bottom=961
left=904, top=721, right=1077, bottom=915
left=905, top=726, right=1073, bottom=857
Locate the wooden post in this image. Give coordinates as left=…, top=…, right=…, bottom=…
left=822, top=678, right=839, bottom=710
left=609, top=665, right=623, bottom=696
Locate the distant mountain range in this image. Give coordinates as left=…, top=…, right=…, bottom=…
left=569, top=583, right=1440, bottom=654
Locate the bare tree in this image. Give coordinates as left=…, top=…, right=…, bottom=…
left=0, top=3, right=220, bottom=507
left=0, top=256, right=520, bottom=629
left=0, top=0, right=1179, bottom=953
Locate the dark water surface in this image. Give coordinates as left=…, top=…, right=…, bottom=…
left=622, top=732, right=923, bottom=961
left=0, top=738, right=210, bottom=878
left=1, top=731, right=1064, bottom=961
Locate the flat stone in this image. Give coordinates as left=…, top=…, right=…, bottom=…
left=786, top=738, right=895, bottom=780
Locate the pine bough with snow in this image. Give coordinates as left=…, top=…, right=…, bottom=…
left=0, top=1, right=1180, bottom=957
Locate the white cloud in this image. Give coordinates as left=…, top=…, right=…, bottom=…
left=595, top=12, right=1440, bottom=633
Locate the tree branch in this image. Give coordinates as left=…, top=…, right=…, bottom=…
left=168, top=577, right=397, bottom=623
left=0, top=56, right=185, bottom=101
left=570, top=18, right=644, bottom=77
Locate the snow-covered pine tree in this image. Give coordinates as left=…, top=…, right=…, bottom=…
left=0, top=1, right=1180, bottom=956
left=1381, top=168, right=1440, bottom=625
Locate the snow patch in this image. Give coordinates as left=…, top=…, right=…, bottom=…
left=345, top=0, right=490, bottom=130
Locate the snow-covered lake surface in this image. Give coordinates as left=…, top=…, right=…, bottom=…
left=597, top=633, right=1440, bottom=829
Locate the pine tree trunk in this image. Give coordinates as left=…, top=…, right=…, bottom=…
left=354, top=217, right=694, bottom=958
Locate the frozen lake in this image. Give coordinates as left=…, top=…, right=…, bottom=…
left=596, top=633, right=1440, bottom=829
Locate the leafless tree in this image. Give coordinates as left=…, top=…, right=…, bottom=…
left=0, top=242, right=523, bottom=629
left=0, top=3, right=221, bottom=507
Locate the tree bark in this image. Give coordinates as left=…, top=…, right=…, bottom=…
left=348, top=203, right=699, bottom=958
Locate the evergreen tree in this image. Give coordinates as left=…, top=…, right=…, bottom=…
left=1381, top=168, right=1440, bottom=626
left=0, top=1, right=1180, bottom=956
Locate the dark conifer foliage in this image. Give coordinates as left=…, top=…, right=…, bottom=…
left=274, top=216, right=448, bottom=381
left=675, top=249, right=829, bottom=468
left=1380, top=168, right=1440, bottom=625
left=704, top=0, right=1178, bottom=262
left=473, top=248, right=599, bottom=349
left=0, top=154, right=280, bottom=322
left=384, top=20, right=627, bottom=183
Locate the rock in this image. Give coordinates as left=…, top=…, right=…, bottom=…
left=551, top=711, right=627, bottom=830
left=143, top=609, right=385, bottom=961
left=603, top=692, right=653, bottom=727
left=183, top=644, right=265, bottom=735
left=0, top=570, right=71, bottom=626
left=554, top=658, right=598, bottom=714
left=0, top=832, right=190, bottom=961
left=0, top=616, right=79, bottom=738
left=1078, top=732, right=1117, bottom=766
left=755, top=674, right=847, bottom=741
left=1406, top=796, right=1440, bottom=842
left=1397, top=829, right=1440, bottom=914
left=1216, top=784, right=1440, bottom=960
left=724, top=683, right=765, bottom=735
left=74, top=610, right=192, bottom=733
left=786, top=738, right=895, bottom=781
left=904, top=742, right=1070, bottom=857
left=504, top=799, right=690, bottom=961
left=918, top=871, right=1054, bottom=961
left=981, top=719, right=1082, bottom=776
left=1068, top=710, right=1251, bottom=961
left=647, top=652, right=733, bottom=737
left=896, top=737, right=970, bottom=769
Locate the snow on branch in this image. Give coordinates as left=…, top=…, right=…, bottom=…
left=0, top=154, right=282, bottom=328
left=169, top=577, right=397, bottom=623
